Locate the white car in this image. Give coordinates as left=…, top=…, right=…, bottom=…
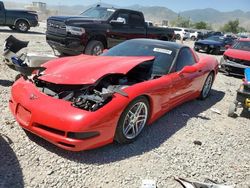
left=189, top=29, right=199, bottom=41
left=172, top=27, right=190, bottom=40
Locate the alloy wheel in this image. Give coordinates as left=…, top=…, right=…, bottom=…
left=122, top=102, right=148, bottom=140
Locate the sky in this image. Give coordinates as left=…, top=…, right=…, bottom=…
left=4, top=0, right=250, bottom=12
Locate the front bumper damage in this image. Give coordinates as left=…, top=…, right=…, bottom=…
left=219, top=59, right=249, bottom=77
left=9, top=78, right=126, bottom=151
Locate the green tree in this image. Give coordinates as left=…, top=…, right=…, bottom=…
left=221, top=19, right=245, bottom=33
left=194, top=21, right=207, bottom=29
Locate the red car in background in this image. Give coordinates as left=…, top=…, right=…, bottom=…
left=220, top=38, right=250, bottom=76
left=9, top=39, right=218, bottom=151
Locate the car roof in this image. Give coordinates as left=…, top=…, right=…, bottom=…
left=128, top=38, right=184, bottom=50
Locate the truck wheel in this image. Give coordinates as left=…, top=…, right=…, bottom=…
left=15, top=20, right=30, bottom=32
left=85, top=40, right=104, bottom=56
left=176, top=34, right=181, bottom=40
left=9, top=26, right=16, bottom=30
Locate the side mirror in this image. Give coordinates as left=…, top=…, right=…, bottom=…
left=179, top=66, right=197, bottom=74
left=110, top=17, right=126, bottom=25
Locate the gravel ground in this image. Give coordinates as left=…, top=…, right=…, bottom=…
left=0, top=26, right=249, bottom=188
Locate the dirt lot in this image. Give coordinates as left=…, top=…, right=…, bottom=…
left=0, top=26, right=249, bottom=188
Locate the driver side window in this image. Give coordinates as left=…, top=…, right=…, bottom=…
left=175, top=48, right=196, bottom=72
left=113, top=12, right=129, bottom=24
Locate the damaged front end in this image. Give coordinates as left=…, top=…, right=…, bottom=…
left=32, top=74, right=133, bottom=111
left=28, top=56, right=155, bottom=111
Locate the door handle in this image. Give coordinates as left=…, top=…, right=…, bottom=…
left=198, top=70, right=202, bottom=72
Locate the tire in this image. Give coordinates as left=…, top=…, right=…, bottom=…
left=228, top=102, right=237, bottom=117
left=15, top=20, right=30, bottom=32
left=213, top=48, right=220, bottom=55
left=191, top=36, right=196, bottom=41
left=206, top=47, right=212, bottom=54
left=9, top=26, right=16, bottom=30
left=115, top=96, right=150, bottom=144
left=84, top=40, right=104, bottom=56
left=176, top=34, right=181, bottom=40
left=199, top=72, right=214, bottom=100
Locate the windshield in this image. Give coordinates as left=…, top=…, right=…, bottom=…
left=102, top=40, right=177, bottom=75
left=232, top=41, right=250, bottom=51
left=207, top=36, right=225, bottom=42
left=80, top=7, right=115, bottom=20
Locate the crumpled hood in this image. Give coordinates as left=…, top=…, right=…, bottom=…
left=224, top=49, right=250, bottom=61
left=196, top=40, right=223, bottom=46
left=39, top=55, right=155, bottom=85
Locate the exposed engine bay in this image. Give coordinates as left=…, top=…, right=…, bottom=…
left=32, top=61, right=155, bottom=111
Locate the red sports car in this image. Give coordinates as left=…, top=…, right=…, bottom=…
left=220, top=38, right=250, bottom=76
left=9, top=39, right=218, bottom=151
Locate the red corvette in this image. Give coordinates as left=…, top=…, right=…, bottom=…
left=220, top=38, right=250, bottom=76
left=9, top=39, right=218, bottom=151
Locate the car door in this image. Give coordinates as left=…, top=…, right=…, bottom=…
left=170, top=47, right=200, bottom=106
left=107, top=10, right=146, bottom=48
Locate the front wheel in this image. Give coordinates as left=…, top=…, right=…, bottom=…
left=199, top=72, right=214, bottom=100
left=15, top=20, right=30, bottom=32
left=115, top=96, right=149, bottom=144
left=85, top=40, right=104, bottom=56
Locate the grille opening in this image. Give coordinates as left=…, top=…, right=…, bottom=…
left=58, top=142, right=75, bottom=148
left=35, top=124, right=65, bottom=136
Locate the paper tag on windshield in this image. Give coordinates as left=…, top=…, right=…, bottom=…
left=107, top=9, right=116, bottom=12
left=153, top=48, right=172, bottom=55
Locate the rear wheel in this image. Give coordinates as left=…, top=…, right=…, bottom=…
left=115, top=96, right=149, bottom=144
left=15, top=20, right=30, bottom=32
left=213, top=47, right=220, bottom=55
left=85, top=40, right=104, bottom=56
left=176, top=34, right=181, bottom=40
left=199, top=72, right=214, bottom=100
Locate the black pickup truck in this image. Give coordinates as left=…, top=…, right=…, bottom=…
left=46, top=5, right=175, bottom=55
left=0, top=1, right=39, bottom=32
